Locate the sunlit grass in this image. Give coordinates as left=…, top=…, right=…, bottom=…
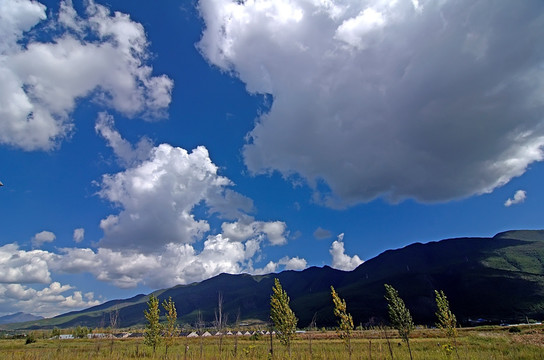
left=2, top=326, right=543, bottom=359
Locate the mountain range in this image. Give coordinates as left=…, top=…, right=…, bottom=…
left=4, top=230, right=544, bottom=330
left=0, top=312, right=43, bottom=325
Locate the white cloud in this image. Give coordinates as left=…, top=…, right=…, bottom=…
left=250, top=255, right=307, bottom=275
left=0, top=0, right=173, bottom=151
left=221, top=218, right=288, bottom=246
left=32, top=230, right=56, bottom=247
left=56, top=229, right=297, bottom=288
left=73, top=228, right=85, bottom=243
left=504, top=189, right=527, bottom=207
left=42, top=115, right=294, bottom=288
left=96, top=116, right=255, bottom=251
left=313, top=226, right=332, bottom=240
left=0, top=282, right=100, bottom=318
left=95, top=112, right=153, bottom=166
left=279, top=256, right=307, bottom=271
left=199, top=0, right=544, bottom=206
left=0, top=244, right=53, bottom=283
left=329, top=233, right=363, bottom=271
left=335, top=7, right=385, bottom=50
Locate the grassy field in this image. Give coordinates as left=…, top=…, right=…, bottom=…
left=2, top=326, right=543, bottom=359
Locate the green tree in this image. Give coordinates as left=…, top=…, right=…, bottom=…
left=73, top=325, right=89, bottom=338
left=435, top=290, right=459, bottom=358
left=270, top=278, right=298, bottom=356
left=144, top=294, right=162, bottom=354
left=331, top=286, right=354, bottom=359
left=384, top=284, right=414, bottom=360
left=162, top=296, right=179, bottom=357
left=50, top=327, right=61, bottom=339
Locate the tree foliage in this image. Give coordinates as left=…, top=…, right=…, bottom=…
left=435, top=290, right=457, bottom=338
left=435, top=289, right=459, bottom=358
left=384, top=284, right=414, bottom=360
left=331, top=286, right=354, bottom=357
left=331, top=286, right=353, bottom=345
left=162, top=296, right=179, bottom=354
left=144, top=294, right=162, bottom=354
left=73, top=325, right=89, bottom=338
left=270, top=278, right=298, bottom=353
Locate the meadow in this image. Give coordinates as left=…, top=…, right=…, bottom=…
left=2, top=325, right=543, bottom=360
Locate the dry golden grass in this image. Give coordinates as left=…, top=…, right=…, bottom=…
left=2, top=325, right=544, bottom=359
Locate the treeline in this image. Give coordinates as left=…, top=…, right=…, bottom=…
left=142, top=280, right=460, bottom=359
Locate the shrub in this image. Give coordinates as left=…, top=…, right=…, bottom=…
left=25, top=333, right=36, bottom=345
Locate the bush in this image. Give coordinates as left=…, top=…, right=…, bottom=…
left=25, top=333, right=36, bottom=345
left=509, top=326, right=521, bottom=333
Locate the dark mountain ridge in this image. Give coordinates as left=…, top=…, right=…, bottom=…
left=5, top=230, right=544, bottom=330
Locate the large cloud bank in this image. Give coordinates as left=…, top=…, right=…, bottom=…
left=0, top=113, right=309, bottom=316
left=0, top=0, right=173, bottom=150
left=198, top=0, right=544, bottom=206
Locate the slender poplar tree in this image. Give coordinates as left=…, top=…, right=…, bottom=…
left=435, top=289, right=459, bottom=358
left=384, top=284, right=414, bottom=360
left=270, top=278, right=298, bottom=356
left=144, top=294, right=162, bottom=355
left=162, top=296, right=179, bottom=356
left=331, top=286, right=354, bottom=359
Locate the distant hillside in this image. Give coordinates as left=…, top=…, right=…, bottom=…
left=7, top=230, right=544, bottom=330
left=0, top=312, right=43, bottom=325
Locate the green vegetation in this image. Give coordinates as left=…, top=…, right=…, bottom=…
left=3, top=326, right=544, bottom=359
left=162, top=296, right=179, bottom=356
left=385, top=284, right=415, bottom=360
left=143, top=294, right=161, bottom=354
left=270, top=278, right=298, bottom=356
left=435, top=289, right=459, bottom=357
left=331, top=286, right=354, bottom=358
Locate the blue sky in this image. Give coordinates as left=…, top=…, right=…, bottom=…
left=1, top=0, right=543, bottom=317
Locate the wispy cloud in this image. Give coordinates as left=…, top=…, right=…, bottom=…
left=313, top=227, right=332, bottom=240
left=73, top=228, right=85, bottom=243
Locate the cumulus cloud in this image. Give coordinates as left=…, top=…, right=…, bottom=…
left=504, top=190, right=527, bottom=207
left=0, top=281, right=100, bottom=317
left=329, top=234, right=363, bottom=271
left=0, top=243, right=53, bottom=283
left=279, top=256, right=307, bottom=271
left=71, top=115, right=298, bottom=287
left=0, top=113, right=306, bottom=300
left=56, top=229, right=300, bottom=289
left=96, top=115, right=255, bottom=251
left=32, top=230, right=56, bottom=247
left=198, top=0, right=544, bottom=206
left=251, top=255, right=307, bottom=275
left=0, top=0, right=173, bottom=151
left=313, top=226, right=332, bottom=240
left=73, top=228, right=85, bottom=243
left=221, top=219, right=288, bottom=246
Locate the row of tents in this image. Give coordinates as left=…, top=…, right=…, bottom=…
left=186, top=330, right=276, bottom=337
left=53, top=330, right=278, bottom=340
